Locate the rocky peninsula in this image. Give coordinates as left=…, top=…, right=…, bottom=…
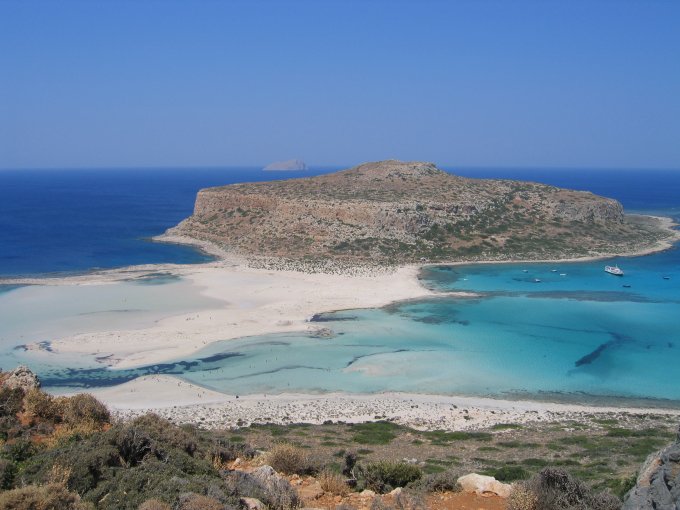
left=167, top=160, right=676, bottom=266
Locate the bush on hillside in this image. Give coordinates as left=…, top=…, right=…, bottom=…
left=508, top=467, right=621, bottom=510
left=178, top=492, right=230, bottom=510
left=61, top=393, right=111, bottom=427
left=318, top=468, right=350, bottom=495
left=209, top=437, right=256, bottom=467
left=20, top=417, right=238, bottom=510
left=356, top=461, right=422, bottom=494
left=2, top=437, right=37, bottom=463
left=408, top=469, right=461, bottom=493
left=138, top=500, right=172, bottom=510
left=23, top=388, right=60, bottom=422
left=0, top=483, right=93, bottom=510
left=265, top=443, right=321, bottom=475
left=223, top=470, right=301, bottom=510
left=0, top=458, right=17, bottom=490
left=0, top=387, right=25, bottom=418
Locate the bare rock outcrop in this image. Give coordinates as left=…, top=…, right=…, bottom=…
left=623, top=424, right=680, bottom=510
left=2, top=365, right=40, bottom=391
left=169, top=160, right=668, bottom=264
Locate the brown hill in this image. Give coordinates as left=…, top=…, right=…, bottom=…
left=168, top=160, right=671, bottom=263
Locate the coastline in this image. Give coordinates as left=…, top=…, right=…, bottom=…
left=80, top=375, right=680, bottom=431
left=12, top=257, right=437, bottom=370
left=2, top=213, right=678, bottom=428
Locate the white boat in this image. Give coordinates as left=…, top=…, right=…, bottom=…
left=605, top=265, right=624, bottom=276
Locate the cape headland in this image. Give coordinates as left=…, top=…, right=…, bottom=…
left=166, top=160, right=676, bottom=265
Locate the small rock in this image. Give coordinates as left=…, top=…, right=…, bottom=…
left=389, top=487, right=402, bottom=496
left=457, top=473, right=512, bottom=498
left=298, top=481, right=324, bottom=500
left=240, top=497, right=265, bottom=510
left=360, top=490, right=376, bottom=497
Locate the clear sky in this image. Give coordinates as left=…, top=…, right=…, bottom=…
left=1, top=0, right=679, bottom=169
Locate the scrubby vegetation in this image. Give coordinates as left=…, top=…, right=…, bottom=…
left=355, top=461, right=423, bottom=494
left=507, top=468, right=621, bottom=510
left=3, top=369, right=677, bottom=509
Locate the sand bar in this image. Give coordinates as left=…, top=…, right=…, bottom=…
left=16, top=259, right=438, bottom=369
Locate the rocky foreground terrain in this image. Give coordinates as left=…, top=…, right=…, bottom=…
left=3, top=366, right=678, bottom=509
left=168, top=160, right=674, bottom=264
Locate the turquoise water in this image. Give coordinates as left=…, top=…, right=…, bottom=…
left=0, top=277, right=222, bottom=374
left=26, top=240, right=680, bottom=406
left=2, top=168, right=679, bottom=406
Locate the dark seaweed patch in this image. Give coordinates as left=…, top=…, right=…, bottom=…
left=575, top=333, right=632, bottom=367
left=345, top=349, right=410, bottom=368
left=310, top=313, right=357, bottom=322
left=130, top=272, right=181, bottom=285
left=198, top=352, right=243, bottom=363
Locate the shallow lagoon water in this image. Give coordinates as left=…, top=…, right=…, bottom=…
left=2, top=167, right=679, bottom=405
left=17, top=242, right=679, bottom=406
left=0, top=276, right=221, bottom=373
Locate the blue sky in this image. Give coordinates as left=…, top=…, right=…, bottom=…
left=1, top=0, right=679, bottom=169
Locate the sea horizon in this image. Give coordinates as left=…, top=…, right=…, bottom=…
left=2, top=165, right=679, bottom=279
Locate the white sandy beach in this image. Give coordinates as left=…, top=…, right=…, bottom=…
left=15, top=258, right=438, bottom=369
left=3, top=213, right=678, bottom=430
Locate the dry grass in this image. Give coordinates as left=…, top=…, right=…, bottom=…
left=318, top=469, right=350, bottom=496
left=264, top=443, right=320, bottom=475
left=42, top=421, right=106, bottom=449
left=139, top=500, right=172, bottom=510
left=47, top=463, right=72, bottom=486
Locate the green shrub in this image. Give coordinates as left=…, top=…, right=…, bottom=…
left=486, top=465, right=529, bottom=482
left=351, top=421, right=401, bottom=445
left=0, top=458, right=17, bottom=489
left=409, top=469, right=461, bottom=493
left=209, top=438, right=256, bottom=465
left=357, top=461, right=422, bottom=494
left=2, top=437, right=37, bottom=463
left=128, top=414, right=196, bottom=455
left=0, top=387, right=25, bottom=418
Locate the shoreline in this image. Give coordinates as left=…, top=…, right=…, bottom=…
left=2, top=213, right=677, bottom=287
left=1, top=213, right=679, bottom=426
left=80, top=375, right=680, bottom=431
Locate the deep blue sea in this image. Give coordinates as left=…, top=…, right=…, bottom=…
left=0, top=167, right=335, bottom=277
left=1, top=167, right=679, bottom=405
left=1, top=167, right=678, bottom=277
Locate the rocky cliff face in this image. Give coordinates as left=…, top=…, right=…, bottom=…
left=623, top=425, right=680, bottom=510
left=168, top=160, right=663, bottom=263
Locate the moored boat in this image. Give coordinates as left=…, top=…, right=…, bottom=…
left=605, top=265, right=624, bottom=276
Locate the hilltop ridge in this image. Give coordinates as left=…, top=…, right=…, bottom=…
left=167, top=160, right=674, bottom=264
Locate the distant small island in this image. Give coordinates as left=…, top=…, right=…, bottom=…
left=262, top=159, right=308, bottom=171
